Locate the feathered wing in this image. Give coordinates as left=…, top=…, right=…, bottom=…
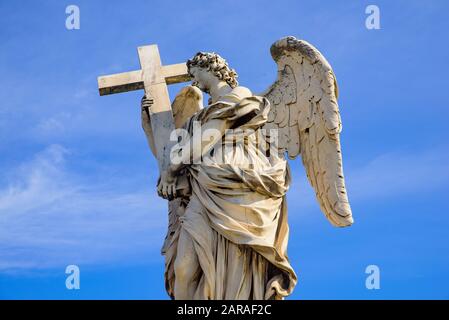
left=262, top=36, right=353, bottom=227
left=142, top=85, right=203, bottom=157
left=172, top=85, right=204, bottom=129
left=162, top=85, right=203, bottom=297
left=170, top=85, right=203, bottom=197
left=165, top=84, right=203, bottom=205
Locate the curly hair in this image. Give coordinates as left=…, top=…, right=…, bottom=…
left=187, top=52, right=239, bottom=88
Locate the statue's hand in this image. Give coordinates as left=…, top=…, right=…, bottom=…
left=141, top=95, right=153, bottom=134
left=157, top=168, right=178, bottom=200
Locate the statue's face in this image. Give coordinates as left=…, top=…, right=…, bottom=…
left=189, top=66, right=216, bottom=94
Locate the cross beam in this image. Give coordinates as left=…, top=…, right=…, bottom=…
left=97, top=59, right=190, bottom=96
left=97, top=44, right=192, bottom=173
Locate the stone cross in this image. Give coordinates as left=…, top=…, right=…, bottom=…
left=97, top=44, right=191, bottom=172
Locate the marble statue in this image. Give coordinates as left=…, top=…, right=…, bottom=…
left=98, top=36, right=354, bottom=300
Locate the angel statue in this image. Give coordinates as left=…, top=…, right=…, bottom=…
left=140, top=36, right=354, bottom=300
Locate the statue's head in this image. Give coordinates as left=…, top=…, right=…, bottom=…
left=187, top=52, right=238, bottom=94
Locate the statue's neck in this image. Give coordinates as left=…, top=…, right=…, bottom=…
left=209, top=81, right=232, bottom=104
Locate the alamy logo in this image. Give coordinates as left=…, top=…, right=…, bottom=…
left=365, top=264, right=380, bottom=290
left=65, top=5, right=80, bottom=30
left=65, top=265, right=80, bottom=290
left=365, top=5, right=381, bottom=30
left=169, top=121, right=280, bottom=167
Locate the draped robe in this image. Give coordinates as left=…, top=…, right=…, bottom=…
left=161, top=88, right=297, bottom=300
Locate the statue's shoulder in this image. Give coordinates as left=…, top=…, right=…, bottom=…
left=220, top=86, right=252, bottom=104
left=231, top=86, right=252, bottom=99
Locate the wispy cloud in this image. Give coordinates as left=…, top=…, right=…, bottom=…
left=0, top=145, right=166, bottom=273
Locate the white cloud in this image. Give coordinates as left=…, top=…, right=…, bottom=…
left=0, top=145, right=167, bottom=273
left=34, top=113, right=71, bottom=137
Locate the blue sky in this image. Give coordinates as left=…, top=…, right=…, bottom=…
left=0, top=0, right=448, bottom=299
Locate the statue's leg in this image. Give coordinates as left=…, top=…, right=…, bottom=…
left=174, top=226, right=199, bottom=299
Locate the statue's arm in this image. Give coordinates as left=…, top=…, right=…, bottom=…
left=141, top=96, right=157, bottom=157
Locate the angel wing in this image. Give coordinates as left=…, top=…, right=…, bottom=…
left=171, top=85, right=203, bottom=129
left=170, top=85, right=203, bottom=198
left=262, top=36, right=353, bottom=227
left=161, top=85, right=203, bottom=297
left=141, top=85, right=202, bottom=158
